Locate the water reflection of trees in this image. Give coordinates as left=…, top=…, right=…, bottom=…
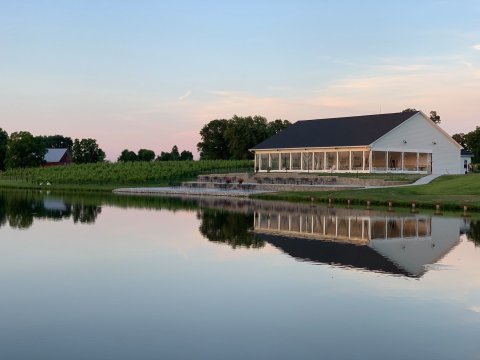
left=0, top=190, right=101, bottom=229
left=198, top=210, right=264, bottom=249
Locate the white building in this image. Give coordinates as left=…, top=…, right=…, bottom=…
left=252, top=111, right=463, bottom=174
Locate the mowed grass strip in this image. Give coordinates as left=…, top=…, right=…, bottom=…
left=253, top=174, right=480, bottom=210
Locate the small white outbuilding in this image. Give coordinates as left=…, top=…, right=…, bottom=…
left=252, top=111, right=463, bottom=175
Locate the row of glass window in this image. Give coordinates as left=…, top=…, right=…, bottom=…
left=256, top=150, right=431, bottom=172
left=254, top=213, right=431, bottom=240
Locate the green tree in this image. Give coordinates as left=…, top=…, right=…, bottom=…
left=402, top=108, right=418, bottom=113
left=72, top=138, right=105, bottom=164
left=197, top=119, right=231, bottom=160
left=429, top=110, right=441, bottom=124
left=224, top=115, right=272, bottom=160
left=156, top=151, right=172, bottom=161
left=5, top=131, right=47, bottom=169
left=452, top=133, right=468, bottom=149
left=39, top=135, right=73, bottom=149
left=170, top=145, right=180, bottom=161
left=180, top=150, right=193, bottom=161
left=198, top=116, right=290, bottom=160
left=137, top=148, right=155, bottom=162
left=465, top=127, right=480, bottom=163
left=268, top=119, right=291, bottom=136
left=118, top=149, right=138, bottom=162
left=0, top=128, right=8, bottom=171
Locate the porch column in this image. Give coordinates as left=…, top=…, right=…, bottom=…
left=301, top=152, right=303, bottom=171
left=349, top=151, right=352, bottom=171
left=416, top=153, right=419, bottom=172
left=336, top=151, right=339, bottom=171
left=289, top=153, right=292, bottom=171
left=401, top=152, right=404, bottom=172
left=254, top=153, right=257, bottom=171
left=324, top=152, right=327, bottom=171
left=386, top=151, right=389, bottom=172
left=362, top=151, right=365, bottom=171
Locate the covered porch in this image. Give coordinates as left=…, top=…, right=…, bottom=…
left=254, top=148, right=432, bottom=174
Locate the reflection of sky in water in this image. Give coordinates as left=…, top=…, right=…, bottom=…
left=0, top=194, right=479, bottom=359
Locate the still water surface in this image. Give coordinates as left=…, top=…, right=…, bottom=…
left=0, top=190, right=479, bottom=360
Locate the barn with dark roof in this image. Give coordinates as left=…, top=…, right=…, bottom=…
left=251, top=111, right=463, bottom=174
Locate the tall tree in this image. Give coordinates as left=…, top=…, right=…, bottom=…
left=224, top=115, right=274, bottom=160
left=180, top=150, right=193, bottom=161
left=72, top=138, right=105, bottom=164
left=268, top=119, right=291, bottom=136
left=454, top=127, right=480, bottom=163
left=118, top=149, right=138, bottom=162
left=170, top=145, right=180, bottom=161
left=39, top=135, right=73, bottom=149
left=452, top=133, right=467, bottom=149
left=137, top=148, right=156, bottom=162
left=0, top=128, right=8, bottom=171
left=197, top=119, right=230, bottom=160
left=198, top=116, right=290, bottom=160
left=429, top=110, right=441, bottom=124
left=5, top=131, right=47, bottom=168
left=465, top=127, right=480, bottom=163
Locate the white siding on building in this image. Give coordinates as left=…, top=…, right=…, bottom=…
left=371, top=113, right=461, bottom=174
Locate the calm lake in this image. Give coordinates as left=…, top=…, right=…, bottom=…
left=0, top=190, right=479, bottom=360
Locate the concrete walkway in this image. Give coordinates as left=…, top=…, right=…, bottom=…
left=411, top=174, right=442, bottom=185
left=364, top=174, right=442, bottom=189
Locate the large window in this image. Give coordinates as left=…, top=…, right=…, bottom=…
left=372, top=151, right=387, bottom=171
left=281, top=153, right=290, bottom=171
left=302, top=152, right=313, bottom=171
left=260, top=154, right=269, bottom=171
left=291, top=153, right=301, bottom=170
left=352, top=151, right=363, bottom=170
left=418, top=153, right=429, bottom=172
left=403, top=152, right=417, bottom=171
left=326, top=152, right=337, bottom=170
left=388, top=152, right=402, bottom=170
left=270, top=153, right=280, bottom=171
left=314, top=152, right=325, bottom=171
left=338, top=151, right=350, bottom=170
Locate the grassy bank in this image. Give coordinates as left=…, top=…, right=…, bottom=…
left=253, top=174, right=480, bottom=211
left=0, top=160, right=253, bottom=191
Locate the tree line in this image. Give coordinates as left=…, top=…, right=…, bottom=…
left=118, top=145, right=193, bottom=162
left=0, top=128, right=197, bottom=170
left=0, top=130, right=106, bottom=170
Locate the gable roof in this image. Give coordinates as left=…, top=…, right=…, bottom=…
left=252, top=112, right=417, bottom=150
left=44, top=148, right=69, bottom=163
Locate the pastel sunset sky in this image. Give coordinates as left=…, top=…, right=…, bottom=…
left=1, top=0, right=479, bottom=159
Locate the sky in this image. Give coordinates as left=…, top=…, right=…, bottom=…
left=1, top=0, right=479, bottom=160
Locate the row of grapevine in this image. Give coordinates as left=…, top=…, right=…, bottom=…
left=0, top=160, right=253, bottom=185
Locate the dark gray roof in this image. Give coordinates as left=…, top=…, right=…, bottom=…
left=44, top=148, right=69, bottom=163
left=461, top=149, right=473, bottom=156
left=252, top=112, right=417, bottom=150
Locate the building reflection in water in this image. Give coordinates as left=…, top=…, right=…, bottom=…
left=254, top=207, right=461, bottom=278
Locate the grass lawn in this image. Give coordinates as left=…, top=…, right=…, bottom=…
left=253, top=174, right=480, bottom=211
